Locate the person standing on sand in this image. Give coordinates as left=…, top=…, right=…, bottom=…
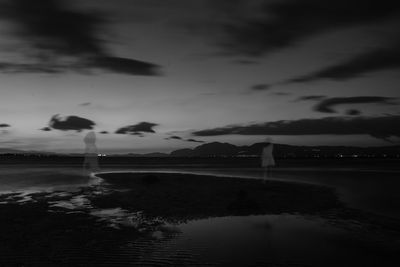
left=83, top=131, right=100, bottom=176
left=261, top=137, right=275, bottom=182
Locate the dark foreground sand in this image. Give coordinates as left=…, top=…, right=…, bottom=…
left=94, top=172, right=341, bottom=221
left=1, top=172, right=399, bottom=266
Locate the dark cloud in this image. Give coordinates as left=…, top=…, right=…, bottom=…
left=165, top=135, right=183, bottom=140
left=0, top=124, right=11, bottom=135
left=0, top=62, right=64, bottom=73
left=40, top=127, right=52, bottom=131
left=221, top=0, right=400, bottom=56
left=0, top=58, right=160, bottom=75
left=186, top=138, right=205, bottom=143
left=296, top=95, right=326, bottom=101
left=48, top=114, right=95, bottom=131
left=0, top=0, right=103, bottom=54
left=192, top=115, right=400, bottom=142
left=313, top=96, right=398, bottom=113
left=165, top=135, right=204, bottom=143
left=91, top=56, right=160, bottom=76
left=270, top=92, right=291, bottom=96
left=233, top=59, right=258, bottom=65
left=251, top=84, right=271, bottom=91
left=99, top=131, right=108, bottom=134
left=115, top=122, right=158, bottom=135
left=0, top=0, right=161, bottom=75
left=287, top=41, right=400, bottom=83
left=346, top=109, right=362, bottom=116
left=79, top=102, right=91, bottom=106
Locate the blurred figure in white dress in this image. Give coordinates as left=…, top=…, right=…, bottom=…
left=261, top=137, right=275, bottom=182
left=83, top=131, right=100, bottom=178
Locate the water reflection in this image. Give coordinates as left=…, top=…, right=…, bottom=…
left=83, top=131, right=100, bottom=176
left=173, top=214, right=399, bottom=266
left=261, top=137, right=275, bottom=182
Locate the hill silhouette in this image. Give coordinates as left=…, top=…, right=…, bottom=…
left=168, top=142, right=400, bottom=158
left=1, top=142, right=399, bottom=158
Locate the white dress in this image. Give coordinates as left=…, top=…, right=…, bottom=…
left=262, top=144, right=275, bottom=167
left=83, top=145, right=99, bottom=173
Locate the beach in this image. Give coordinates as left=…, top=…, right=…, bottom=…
left=1, top=165, right=400, bottom=266
left=1, top=0, right=399, bottom=264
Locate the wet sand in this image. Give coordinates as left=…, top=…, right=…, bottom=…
left=94, top=172, right=341, bottom=221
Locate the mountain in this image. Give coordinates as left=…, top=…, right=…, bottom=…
left=1, top=142, right=399, bottom=158
left=169, top=142, right=267, bottom=157
left=0, top=148, right=25, bottom=154
left=170, top=148, right=195, bottom=157
left=141, top=152, right=169, bottom=157
left=116, top=152, right=169, bottom=157
left=168, top=142, right=400, bottom=158
left=170, top=142, right=243, bottom=157
left=0, top=148, right=57, bottom=155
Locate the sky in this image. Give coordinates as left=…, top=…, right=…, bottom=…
left=0, top=0, right=399, bottom=153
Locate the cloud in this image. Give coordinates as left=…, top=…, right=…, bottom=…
left=295, top=95, right=326, bottom=101
left=48, top=114, right=95, bottom=131
left=220, top=0, right=400, bottom=56
left=346, top=109, right=362, bottom=116
left=233, top=59, right=258, bottom=65
left=79, top=102, right=91, bottom=106
left=0, top=123, right=10, bottom=135
left=186, top=138, right=205, bottom=143
left=0, top=58, right=160, bottom=75
left=165, top=135, right=183, bottom=140
left=192, top=115, right=400, bottom=142
left=165, top=135, right=205, bottom=143
left=251, top=84, right=271, bottom=91
left=115, top=122, right=158, bottom=135
left=40, top=127, right=52, bottom=131
left=0, top=63, right=64, bottom=73
left=313, top=96, right=398, bottom=113
left=287, top=41, right=400, bottom=83
left=0, top=0, right=161, bottom=75
left=90, top=56, right=160, bottom=76
left=0, top=0, right=104, bottom=55
left=270, top=92, right=291, bottom=96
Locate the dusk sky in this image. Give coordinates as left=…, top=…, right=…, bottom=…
left=0, top=0, right=399, bottom=153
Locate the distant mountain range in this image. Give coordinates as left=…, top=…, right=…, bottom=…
left=0, top=148, right=57, bottom=155
left=168, top=142, right=400, bottom=158
left=2, top=142, right=399, bottom=158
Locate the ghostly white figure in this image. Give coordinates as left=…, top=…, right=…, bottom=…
left=83, top=131, right=100, bottom=176
left=261, top=137, right=275, bottom=182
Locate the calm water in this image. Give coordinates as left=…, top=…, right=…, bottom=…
left=170, top=214, right=397, bottom=266
left=1, top=163, right=399, bottom=266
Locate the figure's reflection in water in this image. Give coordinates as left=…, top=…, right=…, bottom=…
left=83, top=131, right=100, bottom=177
left=261, top=137, right=275, bottom=183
